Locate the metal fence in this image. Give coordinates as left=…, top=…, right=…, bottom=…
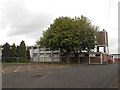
left=1, top=56, right=61, bottom=63
left=31, top=54, right=61, bottom=63
left=1, top=57, right=30, bottom=63
left=29, top=47, right=61, bottom=63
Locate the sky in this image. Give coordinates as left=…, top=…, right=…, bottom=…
left=0, top=0, right=119, bottom=54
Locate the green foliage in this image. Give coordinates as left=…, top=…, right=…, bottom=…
left=37, top=16, right=98, bottom=50
left=11, top=43, right=18, bottom=62
left=27, top=49, right=30, bottom=62
left=2, top=42, right=11, bottom=62
left=2, top=41, right=29, bottom=63
left=37, top=15, right=99, bottom=63
left=18, top=40, right=27, bottom=62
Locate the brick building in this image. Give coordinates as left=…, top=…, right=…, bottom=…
left=69, top=29, right=113, bottom=64
left=112, top=54, right=120, bottom=62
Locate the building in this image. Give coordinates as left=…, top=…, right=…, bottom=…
left=27, top=29, right=113, bottom=64
left=112, top=54, right=120, bottom=62
left=97, top=29, right=109, bottom=53
left=28, top=29, right=113, bottom=64
left=75, top=52, right=113, bottom=64
left=27, top=45, right=61, bottom=63
left=74, top=29, right=113, bottom=64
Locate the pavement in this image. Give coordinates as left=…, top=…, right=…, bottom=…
left=2, top=63, right=119, bottom=88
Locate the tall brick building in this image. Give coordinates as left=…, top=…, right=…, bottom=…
left=77, top=29, right=113, bottom=64
left=97, top=29, right=109, bottom=54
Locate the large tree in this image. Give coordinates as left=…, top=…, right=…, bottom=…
left=18, top=40, right=27, bottom=62
left=2, top=42, right=11, bottom=62
left=37, top=16, right=98, bottom=63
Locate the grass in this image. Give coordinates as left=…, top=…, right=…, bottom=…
left=34, top=62, right=86, bottom=66
left=2, top=62, right=29, bottom=65
left=1, top=62, right=86, bottom=66
left=0, top=62, right=2, bottom=65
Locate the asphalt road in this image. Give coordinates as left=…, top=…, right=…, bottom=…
left=2, top=63, right=118, bottom=88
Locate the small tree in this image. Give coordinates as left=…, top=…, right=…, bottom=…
left=27, top=49, right=30, bottom=62
left=18, top=40, right=27, bottom=62
left=11, top=43, right=18, bottom=62
left=2, top=42, right=11, bottom=62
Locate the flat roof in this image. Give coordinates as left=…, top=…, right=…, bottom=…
left=112, top=54, right=120, bottom=55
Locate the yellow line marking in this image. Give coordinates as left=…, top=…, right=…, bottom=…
left=3, top=67, right=9, bottom=71
left=29, top=65, right=30, bottom=71
left=1, top=70, right=5, bottom=73
left=18, top=70, right=27, bottom=72
left=1, top=67, right=10, bottom=74
left=14, top=65, right=22, bottom=72
left=31, top=69, right=40, bottom=70
left=35, top=64, right=41, bottom=70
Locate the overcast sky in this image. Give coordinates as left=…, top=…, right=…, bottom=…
left=0, top=0, right=119, bottom=54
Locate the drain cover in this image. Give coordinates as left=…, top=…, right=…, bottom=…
left=36, top=74, right=43, bottom=77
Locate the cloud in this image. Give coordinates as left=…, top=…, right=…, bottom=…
left=0, top=0, right=53, bottom=36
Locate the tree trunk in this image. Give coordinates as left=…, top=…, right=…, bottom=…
left=66, top=52, right=70, bottom=63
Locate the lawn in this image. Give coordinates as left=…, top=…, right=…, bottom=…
left=2, top=62, right=29, bottom=65
left=1, top=62, right=86, bottom=66
left=34, top=62, right=86, bottom=66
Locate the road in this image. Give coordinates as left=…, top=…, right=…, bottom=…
left=2, top=63, right=118, bottom=88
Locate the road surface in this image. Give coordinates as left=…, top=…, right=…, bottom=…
left=2, top=63, right=118, bottom=88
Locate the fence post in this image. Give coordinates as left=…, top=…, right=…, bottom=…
left=31, top=46, right=34, bottom=62
left=59, top=48, right=61, bottom=63
left=78, top=54, right=80, bottom=63
left=37, top=46, right=40, bottom=62
left=17, top=57, right=18, bottom=64
left=43, top=46, right=45, bottom=62
left=89, top=52, right=90, bottom=64
left=101, top=53, right=103, bottom=64
left=51, top=50, right=52, bottom=63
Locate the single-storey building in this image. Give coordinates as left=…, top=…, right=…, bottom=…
left=61, top=52, right=113, bottom=64
left=112, top=54, right=120, bottom=62
left=27, top=45, right=61, bottom=63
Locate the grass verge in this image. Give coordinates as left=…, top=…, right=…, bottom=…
left=1, top=62, right=86, bottom=66
left=2, top=62, right=29, bottom=65
left=33, top=62, right=86, bottom=66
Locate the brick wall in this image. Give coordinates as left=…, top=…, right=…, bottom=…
left=97, top=31, right=108, bottom=45
left=102, top=54, right=113, bottom=64
left=90, top=57, right=101, bottom=63
left=80, top=57, right=89, bottom=63
left=61, top=53, right=113, bottom=64
left=114, top=58, right=120, bottom=62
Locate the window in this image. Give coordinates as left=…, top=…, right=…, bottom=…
left=40, top=53, right=44, bottom=55
left=46, top=53, right=52, bottom=55
left=118, top=56, right=120, bottom=58
left=34, top=53, right=37, bottom=56
left=53, top=52, right=59, bottom=54
left=85, top=53, right=89, bottom=56
left=96, top=54, right=100, bottom=56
